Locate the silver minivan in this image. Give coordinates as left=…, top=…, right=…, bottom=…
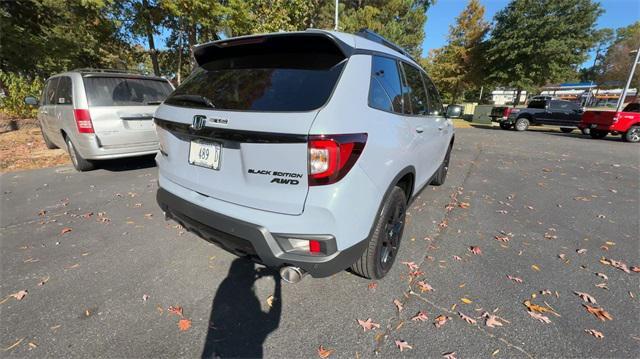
left=25, top=69, right=174, bottom=171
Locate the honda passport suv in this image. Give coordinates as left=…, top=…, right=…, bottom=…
left=25, top=69, right=174, bottom=171
left=155, top=30, right=455, bottom=281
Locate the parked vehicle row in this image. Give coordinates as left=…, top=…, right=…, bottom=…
left=490, top=98, right=639, bottom=143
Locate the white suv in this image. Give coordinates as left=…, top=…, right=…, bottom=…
left=155, top=30, right=454, bottom=282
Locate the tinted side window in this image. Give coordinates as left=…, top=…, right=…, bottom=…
left=41, top=80, right=51, bottom=104
left=369, top=56, right=403, bottom=113
left=400, top=63, right=428, bottom=115
left=55, top=77, right=73, bottom=105
left=423, top=75, right=443, bottom=116
left=528, top=100, right=547, bottom=109
left=44, top=78, right=60, bottom=105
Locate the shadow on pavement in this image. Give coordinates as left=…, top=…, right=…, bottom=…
left=95, top=154, right=157, bottom=172
left=202, top=258, right=281, bottom=359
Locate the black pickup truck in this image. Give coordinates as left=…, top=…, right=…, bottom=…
left=493, top=99, right=584, bottom=133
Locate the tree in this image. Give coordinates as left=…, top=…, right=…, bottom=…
left=597, top=21, right=640, bottom=88
left=578, top=28, right=614, bottom=83
left=485, top=0, right=603, bottom=105
left=424, top=0, right=489, bottom=103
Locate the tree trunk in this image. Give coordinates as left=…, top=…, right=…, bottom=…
left=188, top=24, right=197, bottom=71
left=142, top=0, right=160, bottom=76
left=513, top=87, right=522, bottom=107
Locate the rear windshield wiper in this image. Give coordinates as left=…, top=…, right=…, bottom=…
left=168, top=94, right=216, bottom=108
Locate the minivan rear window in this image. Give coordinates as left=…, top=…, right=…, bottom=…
left=83, top=77, right=173, bottom=106
left=165, top=39, right=347, bottom=112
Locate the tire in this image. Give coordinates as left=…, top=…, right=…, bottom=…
left=515, top=117, right=530, bottom=131
left=351, top=186, right=407, bottom=279
left=580, top=127, right=591, bottom=135
left=499, top=122, right=512, bottom=130
left=39, top=124, right=57, bottom=149
left=65, top=137, right=95, bottom=171
left=431, top=144, right=452, bottom=186
left=589, top=130, right=607, bottom=139
left=623, top=125, right=640, bottom=143
left=560, top=127, right=573, bottom=133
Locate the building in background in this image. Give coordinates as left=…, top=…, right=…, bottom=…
left=490, top=89, right=528, bottom=105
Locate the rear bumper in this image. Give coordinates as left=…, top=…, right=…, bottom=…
left=578, top=122, right=626, bottom=133
left=74, top=135, right=159, bottom=160
left=156, top=187, right=368, bottom=277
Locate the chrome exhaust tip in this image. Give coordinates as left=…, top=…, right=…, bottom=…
left=279, top=266, right=307, bottom=284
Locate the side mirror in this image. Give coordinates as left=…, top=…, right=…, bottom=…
left=24, top=96, right=39, bottom=106
left=446, top=104, right=463, bottom=118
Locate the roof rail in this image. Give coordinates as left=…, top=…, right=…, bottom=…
left=354, top=29, right=416, bottom=62
left=72, top=68, right=150, bottom=75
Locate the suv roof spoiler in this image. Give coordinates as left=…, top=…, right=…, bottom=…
left=72, top=68, right=150, bottom=75
left=354, top=29, right=417, bottom=63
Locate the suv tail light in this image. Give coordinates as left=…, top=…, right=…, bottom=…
left=308, top=133, right=367, bottom=186
left=73, top=109, right=94, bottom=134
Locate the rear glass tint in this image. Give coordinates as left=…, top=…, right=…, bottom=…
left=165, top=36, right=346, bottom=112
left=83, top=77, right=173, bottom=106
left=528, top=100, right=546, bottom=109
left=623, top=103, right=640, bottom=112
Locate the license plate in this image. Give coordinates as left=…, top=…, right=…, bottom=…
left=188, top=140, right=221, bottom=170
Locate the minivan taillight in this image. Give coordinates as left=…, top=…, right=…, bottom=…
left=308, top=133, right=367, bottom=186
left=73, top=109, right=94, bottom=134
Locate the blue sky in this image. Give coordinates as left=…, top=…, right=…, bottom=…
left=422, top=0, right=640, bottom=67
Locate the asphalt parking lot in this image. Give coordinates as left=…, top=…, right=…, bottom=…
left=1, top=127, right=639, bottom=358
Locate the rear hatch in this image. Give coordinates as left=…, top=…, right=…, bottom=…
left=581, top=110, right=617, bottom=126
left=83, top=76, right=173, bottom=147
left=155, top=33, right=349, bottom=215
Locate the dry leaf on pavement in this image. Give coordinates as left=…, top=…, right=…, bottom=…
left=442, top=351, right=457, bottom=359
left=178, top=318, right=191, bottom=331
left=458, top=312, right=477, bottom=324
left=507, top=275, right=523, bottom=283
left=60, top=227, right=72, bottom=235
left=395, top=340, right=412, bottom=352
left=574, top=291, right=597, bottom=304
left=411, top=311, right=429, bottom=322
left=583, top=305, right=613, bottom=321
left=11, top=290, right=28, bottom=301
left=482, top=312, right=505, bottom=328
left=357, top=318, right=380, bottom=332
left=584, top=329, right=604, bottom=339
left=527, top=311, right=551, bottom=323
left=393, top=299, right=403, bottom=312
left=460, top=297, right=473, bottom=304
left=168, top=306, right=183, bottom=317
left=434, top=315, right=451, bottom=328
left=416, top=281, right=434, bottom=292
left=469, top=246, right=482, bottom=255
left=317, top=345, right=334, bottom=358
left=402, top=261, right=419, bottom=271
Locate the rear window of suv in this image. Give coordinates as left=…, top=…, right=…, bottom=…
left=165, top=40, right=346, bottom=112
left=83, top=77, right=173, bottom=106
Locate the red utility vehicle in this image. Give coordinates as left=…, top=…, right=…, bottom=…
left=579, top=103, right=640, bottom=143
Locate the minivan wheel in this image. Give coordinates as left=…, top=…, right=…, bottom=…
left=65, top=137, right=95, bottom=171
left=431, top=144, right=452, bottom=186
left=515, top=117, right=530, bottom=131
left=351, top=186, right=407, bottom=279
left=39, top=124, right=58, bottom=149
left=560, top=127, right=573, bottom=133
left=623, top=125, right=640, bottom=143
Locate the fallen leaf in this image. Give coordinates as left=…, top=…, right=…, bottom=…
left=28, top=341, right=37, bottom=349
left=357, top=318, right=380, bottom=332
left=595, top=272, right=608, bottom=280
left=507, top=275, right=523, bottom=283
left=469, top=246, right=482, bottom=255
left=37, top=276, right=50, bottom=286
left=527, top=311, right=551, bottom=323
left=492, top=349, right=500, bottom=356
left=583, top=305, right=613, bottom=321
left=595, top=283, right=609, bottom=290
left=576, top=248, right=587, bottom=254
left=2, top=338, right=24, bottom=352
left=317, top=345, right=334, bottom=358
left=60, top=227, right=72, bottom=235
left=434, top=315, right=451, bottom=328
left=442, top=351, right=457, bottom=359
left=393, top=299, right=403, bottom=312
left=523, top=300, right=557, bottom=316
left=168, top=306, right=183, bottom=317
left=495, top=235, right=510, bottom=242
left=178, top=318, right=191, bottom=331
left=458, top=311, right=477, bottom=324
left=142, top=294, right=150, bottom=302
left=401, top=261, right=419, bottom=271
left=453, top=255, right=462, bottom=261
left=482, top=312, right=504, bottom=328
left=630, top=266, right=640, bottom=273
left=531, top=264, right=541, bottom=271
left=459, top=202, right=470, bottom=209
left=395, top=340, right=412, bottom=352
left=585, top=329, right=604, bottom=339
left=460, top=297, right=473, bottom=304
left=368, top=282, right=378, bottom=290
left=411, top=311, right=429, bottom=322
left=610, top=259, right=631, bottom=273
left=38, top=210, right=47, bottom=216
left=11, top=290, right=28, bottom=301
left=266, top=295, right=275, bottom=308
left=574, top=291, right=597, bottom=304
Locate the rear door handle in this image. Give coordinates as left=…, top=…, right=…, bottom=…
left=415, top=127, right=424, bottom=133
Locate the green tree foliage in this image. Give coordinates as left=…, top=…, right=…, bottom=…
left=597, top=22, right=640, bottom=88
left=0, top=0, right=135, bottom=78
left=423, top=0, right=489, bottom=103
left=485, top=0, right=603, bottom=102
left=0, top=72, right=43, bottom=118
